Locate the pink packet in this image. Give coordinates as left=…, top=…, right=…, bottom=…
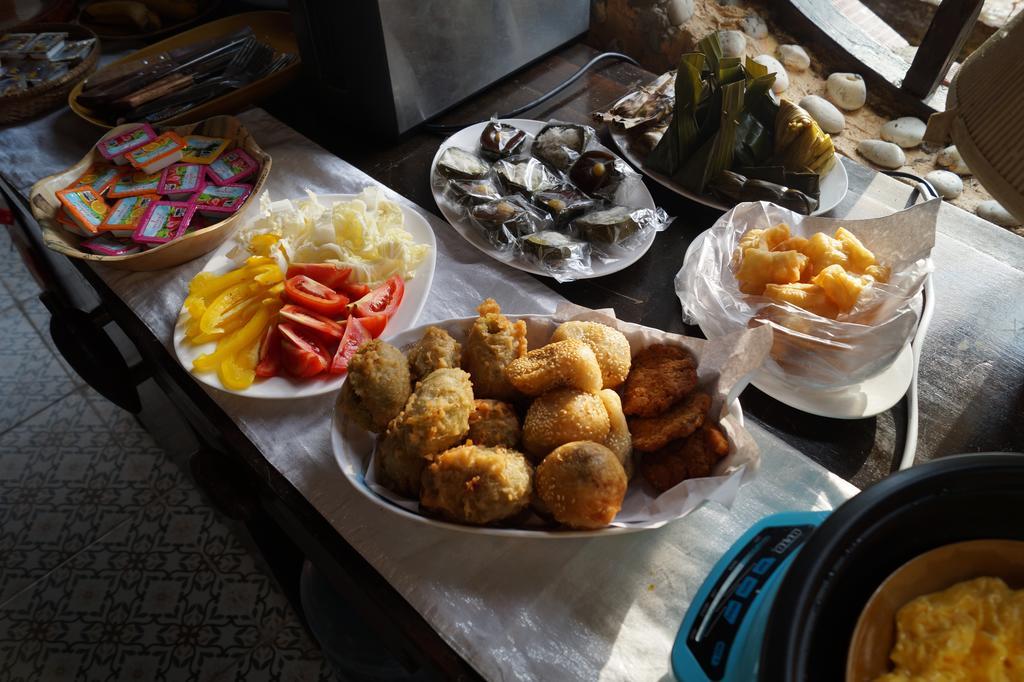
left=99, top=194, right=160, bottom=238
left=96, top=124, right=157, bottom=165
left=158, top=163, right=206, bottom=199
left=80, top=234, right=142, bottom=256
left=192, top=183, right=252, bottom=217
left=205, top=148, right=258, bottom=185
left=133, top=201, right=195, bottom=244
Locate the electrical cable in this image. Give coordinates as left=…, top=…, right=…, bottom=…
left=422, top=51, right=640, bottom=135
left=881, top=170, right=938, bottom=470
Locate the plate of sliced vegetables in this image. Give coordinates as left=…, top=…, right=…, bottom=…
left=172, top=188, right=436, bottom=398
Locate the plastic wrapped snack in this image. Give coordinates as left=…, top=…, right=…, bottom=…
left=436, top=147, right=491, bottom=180
left=532, top=185, right=596, bottom=226
left=676, top=200, right=938, bottom=389
left=479, top=119, right=526, bottom=160
left=494, top=157, right=561, bottom=195
left=569, top=150, right=629, bottom=201
left=445, top=178, right=502, bottom=207
left=531, top=122, right=594, bottom=171
left=522, top=230, right=591, bottom=277
left=468, top=195, right=549, bottom=251
left=572, top=205, right=671, bottom=257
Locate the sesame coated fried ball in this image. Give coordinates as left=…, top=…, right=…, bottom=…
left=598, top=389, right=633, bottom=479
left=420, top=444, right=532, bottom=525
left=535, top=441, right=627, bottom=529
left=467, top=399, right=521, bottom=448
left=504, top=339, right=604, bottom=396
left=521, top=388, right=610, bottom=462
left=550, top=321, right=632, bottom=389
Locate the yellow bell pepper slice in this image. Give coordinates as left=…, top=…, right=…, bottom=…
left=245, top=256, right=273, bottom=267
left=249, top=233, right=279, bottom=257
left=200, top=283, right=257, bottom=334
left=192, top=331, right=225, bottom=345
left=183, top=294, right=206, bottom=322
left=189, top=267, right=251, bottom=299
left=193, top=305, right=277, bottom=373
left=268, top=282, right=284, bottom=296
left=253, top=264, right=283, bottom=286
left=218, top=340, right=261, bottom=390
left=184, top=317, right=203, bottom=340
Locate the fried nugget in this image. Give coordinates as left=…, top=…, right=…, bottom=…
left=639, top=424, right=730, bottom=493
left=467, top=399, right=521, bottom=448
left=407, top=326, right=462, bottom=383
left=420, top=444, right=532, bottom=525
left=338, top=340, right=411, bottom=432
left=628, top=392, right=711, bottom=452
left=621, top=344, right=698, bottom=417
left=598, top=389, right=633, bottom=480
left=550, top=321, right=631, bottom=389
left=462, top=299, right=527, bottom=401
left=522, top=388, right=610, bottom=462
left=376, top=368, right=475, bottom=497
left=504, top=339, right=603, bottom=396
left=535, top=441, right=627, bottom=529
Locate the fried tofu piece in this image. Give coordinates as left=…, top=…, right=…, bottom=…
left=628, top=392, right=711, bottom=453
left=735, top=248, right=809, bottom=295
left=621, top=344, right=698, bottom=417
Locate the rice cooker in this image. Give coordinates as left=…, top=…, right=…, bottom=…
left=671, top=452, right=1024, bottom=681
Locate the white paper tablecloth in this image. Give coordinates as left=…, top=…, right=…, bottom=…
left=3, top=107, right=858, bottom=681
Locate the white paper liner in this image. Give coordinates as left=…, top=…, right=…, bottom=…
left=675, top=199, right=938, bottom=389
left=340, top=305, right=774, bottom=531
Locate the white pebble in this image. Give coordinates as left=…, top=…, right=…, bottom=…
left=718, top=30, right=746, bottom=59
left=753, top=54, right=788, bottom=94
left=799, top=95, right=845, bottom=134
left=777, top=44, right=810, bottom=72
left=857, top=139, right=905, bottom=169
left=740, top=12, right=768, bottom=39
left=976, top=200, right=1021, bottom=227
left=937, top=145, right=971, bottom=175
left=880, top=117, right=926, bottom=149
left=665, top=0, right=694, bottom=25
left=827, top=72, right=867, bottom=111
left=924, top=170, right=963, bottom=199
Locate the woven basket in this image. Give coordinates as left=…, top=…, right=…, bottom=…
left=29, top=115, right=272, bottom=271
left=925, top=11, right=1024, bottom=224
left=0, top=23, right=100, bottom=125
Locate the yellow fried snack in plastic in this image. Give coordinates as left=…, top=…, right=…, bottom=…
left=762, top=223, right=791, bottom=250
left=801, top=232, right=850, bottom=276
left=811, top=264, right=869, bottom=313
left=772, top=236, right=809, bottom=253
left=764, top=283, right=839, bottom=318
left=737, top=228, right=766, bottom=253
left=735, top=248, right=809, bottom=295
left=833, top=227, right=876, bottom=272
left=864, top=264, right=891, bottom=283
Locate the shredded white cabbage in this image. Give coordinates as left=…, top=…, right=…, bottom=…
left=233, top=187, right=430, bottom=284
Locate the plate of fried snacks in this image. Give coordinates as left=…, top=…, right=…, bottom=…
left=331, top=300, right=773, bottom=536
left=173, top=188, right=435, bottom=398
left=596, top=33, right=848, bottom=216
left=430, top=118, right=672, bottom=282
left=676, top=199, right=938, bottom=397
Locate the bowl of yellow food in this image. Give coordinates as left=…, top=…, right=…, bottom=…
left=846, top=540, right=1024, bottom=682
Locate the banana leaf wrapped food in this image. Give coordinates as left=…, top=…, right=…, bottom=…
left=773, top=100, right=836, bottom=177
left=709, top=170, right=819, bottom=215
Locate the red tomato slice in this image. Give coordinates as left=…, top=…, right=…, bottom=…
left=285, top=263, right=352, bottom=289
left=255, top=324, right=281, bottom=378
left=279, top=304, right=344, bottom=340
left=279, top=322, right=331, bottom=378
left=335, top=281, right=370, bottom=299
left=358, top=314, right=387, bottom=338
left=283, top=275, right=349, bottom=317
left=352, top=275, right=405, bottom=319
left=329, top=316, right=371, bottom=374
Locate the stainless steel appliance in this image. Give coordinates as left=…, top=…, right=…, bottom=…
left=289, top=0, right=590, bottom=136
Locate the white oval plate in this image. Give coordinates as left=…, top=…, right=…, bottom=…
left=330, top=314, right=746, bottom=538
left=172, top=194, right=437, bottom=399
left=429, top=118, right=660, bottom=279
left=609, top=127, right=849, bottom=216
left=681, top=232, right=928, bottom=419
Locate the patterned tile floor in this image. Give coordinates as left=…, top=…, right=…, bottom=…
left=0, top=227, right=335, bottom=681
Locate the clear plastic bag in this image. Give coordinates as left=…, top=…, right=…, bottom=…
left=675, top=200, right=938, bottom=389
left=468, top=195, right=550, bottom=252
left=572, top=205, right=672, bottom=260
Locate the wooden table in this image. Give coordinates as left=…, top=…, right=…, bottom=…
left=4, top=40, right=1022, bottom=681
left=264, top=43, right=1024, bottom=490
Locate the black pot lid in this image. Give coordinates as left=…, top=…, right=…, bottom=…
left=759, top=452, right=1024, bottom=682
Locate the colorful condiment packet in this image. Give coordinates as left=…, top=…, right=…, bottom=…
left=0, top=34, right=34, bottom=59
left=22, top=61, right=68, bottom=84
left=206, top=148, right=258, bottom=185
left=25, top=32, right=66, bottom=60
left=158, top=163, right=205, bottom=199
left=181, top=135, right=229, bottom=165
left=134, top=201, right=195, bottom=244
left=70, top=163, right=121, bottom=195
left=126, top=132, right=186, bottom=174
left=192, top=183, right=252, bottom=216
left=56, top=187, right=108, bottom=236
left=100, top=194, right=160, bottom=238
left=97, top=124, right=157, bottom=165
left=80, top=234, right=142, bottom=256
left=0, top=75, right=27, bottom=96
left=51, top=39, right=95, bottom=62
left=108, top=171, right=162, bottom=199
